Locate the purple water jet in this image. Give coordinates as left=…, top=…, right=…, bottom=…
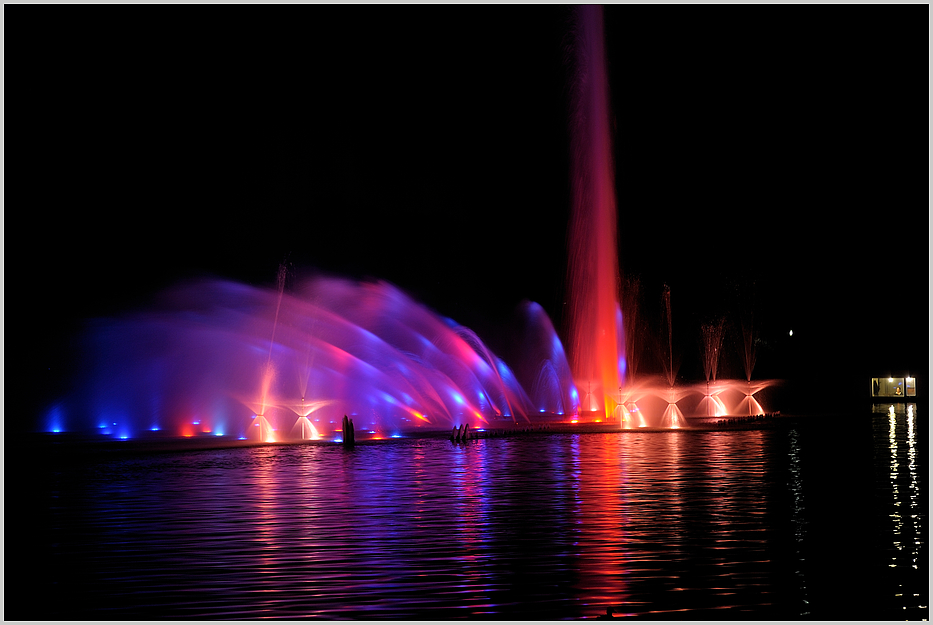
left=63, top=277, right=552, bottom=441
left=513, top=301, right=580, bottom=416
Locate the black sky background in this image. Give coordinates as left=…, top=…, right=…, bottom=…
left=10, top=6, right=929, bottom=425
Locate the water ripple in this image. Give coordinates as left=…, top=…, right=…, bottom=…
left=27, top=420, right=927, bottom=620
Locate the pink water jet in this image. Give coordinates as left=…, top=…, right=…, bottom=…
left=607, top=376, right=777, bottom=427
left=615, top=376, right=691, bottom=429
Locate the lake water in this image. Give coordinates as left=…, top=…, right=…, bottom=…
left=16, top=413, right=927, bottom=620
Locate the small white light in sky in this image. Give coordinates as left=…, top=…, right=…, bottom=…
left=789, top=329, right=793, bottom=337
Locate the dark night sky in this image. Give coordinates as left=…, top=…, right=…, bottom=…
left=10, top=6, right=929, bottom=420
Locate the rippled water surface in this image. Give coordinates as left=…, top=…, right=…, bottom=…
left=18, top=414, right=927, bottom=620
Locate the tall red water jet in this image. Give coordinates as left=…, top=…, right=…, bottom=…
left=565, top=5, right=623, bottom=420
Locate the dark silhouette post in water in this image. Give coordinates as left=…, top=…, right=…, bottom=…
left=342, top=414, right=355, bottom=447
left=450, top=423, right=473, bottom=443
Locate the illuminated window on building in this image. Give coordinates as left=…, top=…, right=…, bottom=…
left=872, top=377, right=908, bottom=397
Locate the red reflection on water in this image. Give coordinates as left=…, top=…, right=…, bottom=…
left=248, top=446, right=287, bottom=613
left=572, top=434, right=632, bottom=616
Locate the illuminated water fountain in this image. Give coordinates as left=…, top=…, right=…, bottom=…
left=658, top=285, right=686, bottom=428
left=251, top=265, right=289, bottom=443
left=564, top=4, right=624, bottom=421
left=513, top=301, right=579, bottom=417
left=699, top=318, right=727, bottom=417
left=48, top=5, right=779, bottom=441
left=63, top=277, right=557, bottom=441
left=739, top=314, right=766, bottom=416
left=55, top=275, right=777, bottom=440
